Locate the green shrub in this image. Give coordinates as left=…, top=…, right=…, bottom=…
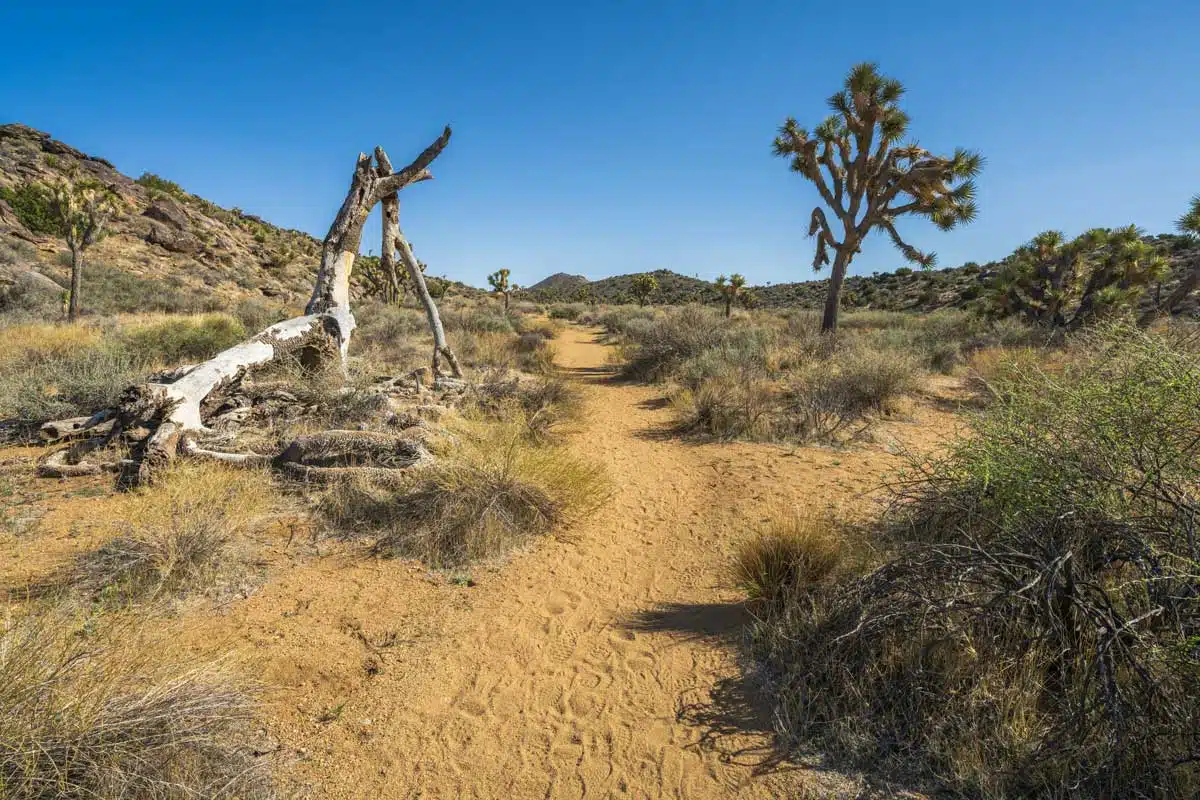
left=751, top=323, right=1200, bottom=797
left=121, top=314, right=246, bottom=364
left=134, top=172, right=187, bottom=200
left=0, top=183, right=60, bottom=236
left=548, top=303, right=586, bottom=321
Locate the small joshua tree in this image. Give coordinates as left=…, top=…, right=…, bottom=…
left=714, top=273, right=746, bottom=318
left=48, top=178, right=120, bottom=322
left=990, top=226, right=1168, bottom=329
left=488, top=268, right=514, bottom=311
left=630, top=273, right=658, bottom=307
left=773, top=62, right=982, bottom=332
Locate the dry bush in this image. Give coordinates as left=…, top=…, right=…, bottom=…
left=470, top=374, right=584, bottom=443
left=749, top=323, right=1200, bottom=797
left=618, top=305, right=728, bottom=381
left=322, top=417, right=606, bottom=567
left=670, top=373, right=778, bottom=441
left=780, top=346, right=920, bottom=440
left=0, top=609, right=273, bottom=799
left=732, top=514, right=847, bottom=611
left=72, top=463, right=273, bottom=603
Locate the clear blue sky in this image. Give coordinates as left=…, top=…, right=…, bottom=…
left=3, top=1, right=1198, bottom=288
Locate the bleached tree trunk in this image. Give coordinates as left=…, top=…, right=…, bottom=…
left=375, top=148, right=462, bottom=379
left=129, top=129, right=452, bottom=472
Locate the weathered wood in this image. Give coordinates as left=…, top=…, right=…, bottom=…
left=374, top=147, right=462, bottom=378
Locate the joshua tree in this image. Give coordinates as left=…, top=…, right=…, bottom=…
left=715, top=273, right=746, bottom=318
left=991, top=226, right=1167, bottom=329
left=47, top=179, right=120, bottom=322
left=630, top=273, right=658, bottom=306
left=488, top=268, right=513, bottom=311
left=773, top=62, right=982, bottom=332
left=1140, top=194, right=1200, bottom=326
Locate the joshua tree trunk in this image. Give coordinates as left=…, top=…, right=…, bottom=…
left=723, top=297, right=732, bottom=318
left=67, top=244, right=83, bottom=322
left=503, top=292, right=510, bottom=312
left=1139, top=261, right=1200, bottom=327
left=821, top=249, right=850, bottom=333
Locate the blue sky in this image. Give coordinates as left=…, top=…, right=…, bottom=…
left=3, top=1, right=1198, bottom=288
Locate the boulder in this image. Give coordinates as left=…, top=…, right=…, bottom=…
left=144, top=220, right=199, bottom=254
left=142, top=198, right=189, bottom=230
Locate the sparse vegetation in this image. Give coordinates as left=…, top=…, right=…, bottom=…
left=322, top=416, right=606, bottom=567
left=745, top=323, right=1200, bottom=797
left=0, top=608, right=273, bottom=799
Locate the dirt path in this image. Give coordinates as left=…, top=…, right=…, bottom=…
left=280, top=325, right=806, bottom=798
left=186, top=325, right=957, bottom=798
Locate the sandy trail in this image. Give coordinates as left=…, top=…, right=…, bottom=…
left=288, top=324, right=805, bottom=798
left=167, top=325, right=955, bottom=798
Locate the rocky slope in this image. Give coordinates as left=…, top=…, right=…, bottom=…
left=0, top=123, right=325, bottom=316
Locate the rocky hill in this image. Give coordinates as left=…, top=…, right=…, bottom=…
left=0, top=123, right=482, bottom=320
left=527, top=272, right=589, bottom=294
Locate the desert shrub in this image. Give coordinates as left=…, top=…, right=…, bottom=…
left=134, top=172, right=187, bottom=200
left=0, top=183, right=60, bottom=235
left=80, top=263, right=209, bottom=315
left=671, top=372, right=778, bottom=440
left=511, top=315, right=559, bottom=340
left=750, top=323, right=1200, bottom=797
left=231, top=298, right=288, bottom=332
left=595, top=305, right=658, bottom=336
left=548, top=303, right=586, bottom=321
left=448, top=330, right=518, bottom=370
left=732, top=514, right=847, bottom=611
left=470, top=374, right=583, bottom=443
left=442, top=306, right=513, bottom=334
left=0, top=341, right=147, bottom=423
left=515, top=332, right=556, bottom=373
left=120, top=314, right=246, bottom=364
left=323, top=418, right=606, bottom=566
left=619, top=305, right=727, bottom=381
left=0, top=609, right=272, bottom=799
left=71, top=463, right=272, bottom=603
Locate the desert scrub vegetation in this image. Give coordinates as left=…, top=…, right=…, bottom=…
left=612, top=305, right=925, bottom=442
left=65, top=463, right=275, bottom=604
left=744, top=323, right=1200, bottom=797
left=0, top=314, right=257, bottom=428
left=321, top=414, right=606, bottom=567
left=0, top=608, right=272, bottom=799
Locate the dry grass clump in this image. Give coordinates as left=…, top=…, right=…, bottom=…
left=732, top=514, right=848, bottom=611
left=323, top=417, right=606, bottom=567
left=747, top=324, right=1200, bottom=797
left=0, top=609, right=273, bottom=799
left=71, top=463, right=274, bottom=603
left=617, top=305, right=727, bottom=381
left=470, top=373, right=584, bottom=442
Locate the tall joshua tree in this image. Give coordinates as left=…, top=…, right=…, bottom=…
left=488, top=268, right=514, bottom=311
left=715, top=273, right=746, bottom=318
left=773, top=63, right=983, bottom=332
left=48, top=179, right=119, bottom=322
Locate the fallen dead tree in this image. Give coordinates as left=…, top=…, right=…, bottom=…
left=36, top=128, right=465, bottom=486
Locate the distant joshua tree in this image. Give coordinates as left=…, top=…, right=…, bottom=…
left=773, top=62, right=982, bottom=332
left=47, top=178, right=120, bottom=322
left=714, top=273, right=746, bottom=317
left=487, top=268, right=515, bottom=311
left=630, top=273, right=658, bottom=306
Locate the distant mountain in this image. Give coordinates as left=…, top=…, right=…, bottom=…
left=523, top=239, right=1200, bottom=317
left=527, top=272, right=589, bottom=293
